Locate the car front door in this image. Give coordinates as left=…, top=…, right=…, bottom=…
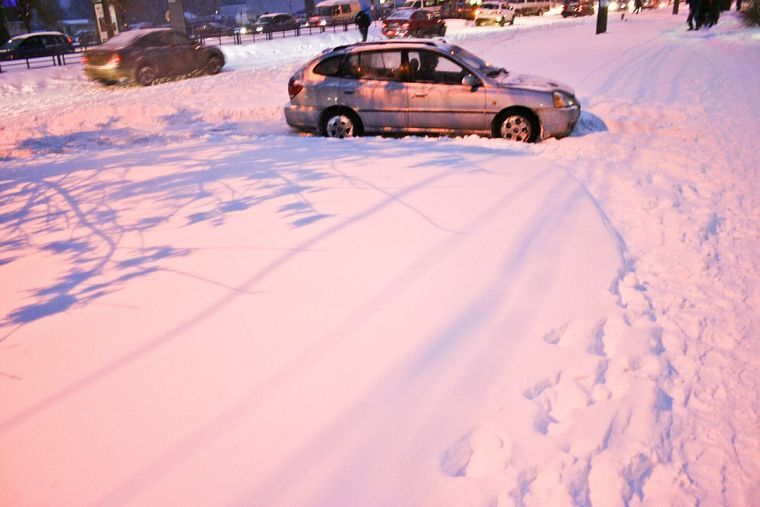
left=405, top=49, right=486, bottom=133
left=339, top=50, right=408, bottom=132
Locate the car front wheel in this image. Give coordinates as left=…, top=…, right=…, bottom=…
left=496, top=110, right=538, bottom=142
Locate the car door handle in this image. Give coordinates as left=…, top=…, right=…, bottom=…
left=414, top=92, right=428, bottom=97
left=343, top=90, right=355, bottom=94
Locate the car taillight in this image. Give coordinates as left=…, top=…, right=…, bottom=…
left=104, top=53, right=121, bottom=67
left=288, top=76, right=303, bottom=98
left=66, top=37, right=73, bottom=44
left=81, top=54, right=89, bottom=64
left=402, top=22, right=410, bottom=28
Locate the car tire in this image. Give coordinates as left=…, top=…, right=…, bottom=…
left=206, top=55, right=224, bottom=75
left=494, top=109, right=539, bottom=143
left=137, top=65, right=157, bottom=86
left=475, top=19, right=482, bottom=26
left=321, top=109, right=362, bottom=138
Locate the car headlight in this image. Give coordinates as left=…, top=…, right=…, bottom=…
left=609, top=1, right=619, bottom=9
left=553, top=91, right=577, bottom=108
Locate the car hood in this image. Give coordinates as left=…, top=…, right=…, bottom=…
left=493, top=72, right=576, bottom=95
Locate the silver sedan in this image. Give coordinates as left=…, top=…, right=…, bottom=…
left=284, top=40, right=580, bottom=142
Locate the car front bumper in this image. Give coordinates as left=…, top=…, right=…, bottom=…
left=537, top=105, right=581, bottom=139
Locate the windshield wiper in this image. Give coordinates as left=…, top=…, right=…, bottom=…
left=485, top=67, right=509, bottom=77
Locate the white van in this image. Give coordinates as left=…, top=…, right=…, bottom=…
left=400, top=0, right=452, bottom=16
left=510, top=0, right=551, bottom=15
left=309, top=0, right=362, bottom=26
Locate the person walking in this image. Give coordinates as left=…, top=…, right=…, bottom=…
left=687, top=0, right=701, bottom=28
left=355, top=8, right=371, bottom=42
left=633, top=0, right=643, bottom=13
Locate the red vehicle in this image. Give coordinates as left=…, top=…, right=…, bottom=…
left=382, top=8, right=446, bottom=38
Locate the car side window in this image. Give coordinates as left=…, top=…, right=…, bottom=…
left=343, top=50, right=403, bottom=81
left=313, top=55, right=343, bottom=76
left=168, top=32, right=190, bottom=45
left=408, top=50, right=468, bottom=85
left=21, top=37, right=43, bottom=48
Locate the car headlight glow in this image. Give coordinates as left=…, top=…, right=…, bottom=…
left=609, top=1, right=619, bottom=10
left=553, top=91, right=577, bottom=108
left=320, top=19, right=327, bottom=26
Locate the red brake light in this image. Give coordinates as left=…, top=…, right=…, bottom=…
left=81, top=54, right=89, bottom=64
left=66, top=37, right=73, bottom=44
left=107, top=53, right=121, bottom=66
left=288, top=76, right=303, bottom=98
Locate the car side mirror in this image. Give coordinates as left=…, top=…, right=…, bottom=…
left=462, top=74, right=482, bottom=91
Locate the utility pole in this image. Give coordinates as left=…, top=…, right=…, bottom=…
left=596, top=0, right=608, bottom=33
left=167, top=0, right=188, bottom=34
left=672, top=0, right=679, bottom=14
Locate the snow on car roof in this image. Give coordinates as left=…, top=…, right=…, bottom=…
left=11, top=31, right=66, bottom=40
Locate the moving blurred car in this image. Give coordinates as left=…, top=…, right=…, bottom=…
left=252, top=13, right=300, bottom=33
left=561, top=0, right=595, bottom=16
left=193, top=22, right=228, bottom=38
left=474, top=1, right=516, bottom=25
left=382, top=9, right=446, bottom=38
left=453, top=0, right=479, bottom=19
left=284, top=40, right=580, bottom=142
left=0, top=31, right=74, bottom=61
left=82, top=28, right=225, bottom=86
left=608, top=0, right=629, bottom=11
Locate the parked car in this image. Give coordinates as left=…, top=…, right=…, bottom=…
left=510, top=0, right=550, bottom=15
left=73, top=28, right=99, bottom=47
left=382, top=9, right=446, bottom=38
left=193, top=22, right=229, bottom=38
left=252, top=13, right=300, bottom=33
left=453, top=0, right=479, bottom=19
left=561, top=0, right=595, bottom=16
left=309, top=0, right=362, bottom=26
left=399, top=0, right=453, bottom=17
left=284, top=40, right=580, bottom=142
left=0, top=31, right=74, bottom=61
left=474, top=1, right=516, bottom=25
left=82, top=28, right=225, bottom=86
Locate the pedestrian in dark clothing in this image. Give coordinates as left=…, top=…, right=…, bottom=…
left=355, top=9, right=371, bottom=42
left=736, top=0, right=742, bottom=10
left=633, top=0, right=643, bottom=13
left=687, top=0, right=701, bottom=29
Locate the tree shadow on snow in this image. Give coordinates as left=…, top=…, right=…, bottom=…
left=0, top=127, right=528, bottom=334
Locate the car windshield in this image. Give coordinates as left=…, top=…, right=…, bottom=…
left=481, top=3, right=499, bottom=8
left=257, top=15, right=275, bottom=23
left=98, top=30, right=152, bottom=49
left=450, top=45, right=506, bottom=76
left=387, top=9, right=416, bottom=19
left=1, top=38, right=22, bottom=50
left=316, top=6, right=335, bottom=15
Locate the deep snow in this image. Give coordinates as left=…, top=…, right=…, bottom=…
left=1, top=9, right=759, bottom=507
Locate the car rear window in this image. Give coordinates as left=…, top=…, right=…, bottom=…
left=313, top=55, right=343, bottom=76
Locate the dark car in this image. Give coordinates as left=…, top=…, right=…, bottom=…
left=0, top=31, right=74, bottom=61
left=193, top=22, right=229, bottom=38
left=382, top=9, right=446, bottom=38
left=73, top=28, right=99, bottom=47
left=252, top=13, right=300, bottom=33
left=82, top=28, right=225, bottom=86
left=561, top=0, right=595, bottom=16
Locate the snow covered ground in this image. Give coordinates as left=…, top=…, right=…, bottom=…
left=1, top=9, right=759, bottom=507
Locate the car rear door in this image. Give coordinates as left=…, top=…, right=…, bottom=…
left=339, top=49, right=408, bottom=132
left=405, top=49, right=486, bottom=133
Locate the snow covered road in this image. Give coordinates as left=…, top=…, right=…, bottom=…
left=1, top=10, right=759, bottom=506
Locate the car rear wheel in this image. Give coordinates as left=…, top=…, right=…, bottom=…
left=206, top=55, right=223, bottom=75
left=137, top=65, right=157, bottom=86
left=496, top=110, right=538, bottom=142
left=322, top=110, right=361, bottom=138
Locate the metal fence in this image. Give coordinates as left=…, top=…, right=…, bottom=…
left=0, top=21, right=360, bottom=74
left=0, top=50, right=80, bottom=73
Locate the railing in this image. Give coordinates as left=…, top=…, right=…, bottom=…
left=195, top=20, right=358, bottom=46
left=0, top=50, right=80, bottom=73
